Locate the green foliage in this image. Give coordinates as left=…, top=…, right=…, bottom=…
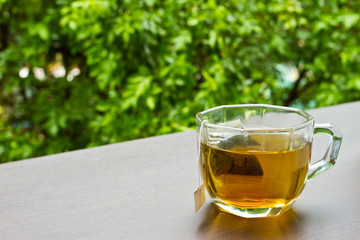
left=1, top=0, right=359, bottom=162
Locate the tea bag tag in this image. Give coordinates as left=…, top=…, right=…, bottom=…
left=194, top=184, right=205, bottom=213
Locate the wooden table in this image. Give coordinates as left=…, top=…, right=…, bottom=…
left=1, top=102, right=360, bottom=239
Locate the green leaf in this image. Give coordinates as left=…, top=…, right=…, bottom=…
left=49, top=123, right=59, bottom=137
left=29, top=23, right=50, bottom=41
left=171, top=30, right=192, bottom=51
left=202, top=70, right=217, bottom=91
left=349, top=76, right=360, bottom=90
left=146, top=96, right=156, bottom=110
left=338, top=13, right=360, bottom=29
left=208, top=30, right=217, bottom=47
left=313, top=56, right=326, bottom=72
left=145, top=0, right=155, bottom=7
left=271, top=35, right=286, bottom=54
left=187, top=17, right=198, bottom=26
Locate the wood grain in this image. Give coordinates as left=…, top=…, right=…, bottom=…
left=1, top=102, right=360, bottom=240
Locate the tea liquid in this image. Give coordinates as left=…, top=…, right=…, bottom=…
left=200, top=142, right=310, bottom=209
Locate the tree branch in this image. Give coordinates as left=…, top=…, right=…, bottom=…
left=284, top=69, right=307, bottom=106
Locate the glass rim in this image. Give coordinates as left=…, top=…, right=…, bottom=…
left=196, top=104, right=314, bottom=132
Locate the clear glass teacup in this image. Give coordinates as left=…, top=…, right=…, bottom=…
left=196, top=104, right=342, bottom=218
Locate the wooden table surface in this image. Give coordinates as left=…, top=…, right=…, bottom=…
left=1, top=102, right=360, bottom=240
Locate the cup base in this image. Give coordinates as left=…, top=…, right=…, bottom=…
left=215, top=202, right=289, bottom=218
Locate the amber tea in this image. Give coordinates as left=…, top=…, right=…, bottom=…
left=200, top=140, right=311, bottom=210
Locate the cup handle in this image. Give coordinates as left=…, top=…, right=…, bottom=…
left=307, top=123, right=343, bottom=180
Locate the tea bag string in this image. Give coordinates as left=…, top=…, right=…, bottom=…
left=198, top=120, right=208, bottom=186
left=194, top=120, right=207, bottom=213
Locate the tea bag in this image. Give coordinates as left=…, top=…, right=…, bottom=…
left=219, top=134, right=260, bottom=150
left=208, top=146, right=263, bottom=176
left=208, top=147, right=234, bottom=176
left=216, top=134, right=263, bottom=176
left=229, top=154, right=263, bottom=176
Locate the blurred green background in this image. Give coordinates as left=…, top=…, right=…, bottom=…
left=1, top=0, right=359, bottom=162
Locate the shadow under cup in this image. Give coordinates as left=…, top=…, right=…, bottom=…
left=196, top=104, right=342, bottom=218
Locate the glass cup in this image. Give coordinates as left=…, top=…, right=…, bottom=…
left=196, top=104, right=342, bottom=218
